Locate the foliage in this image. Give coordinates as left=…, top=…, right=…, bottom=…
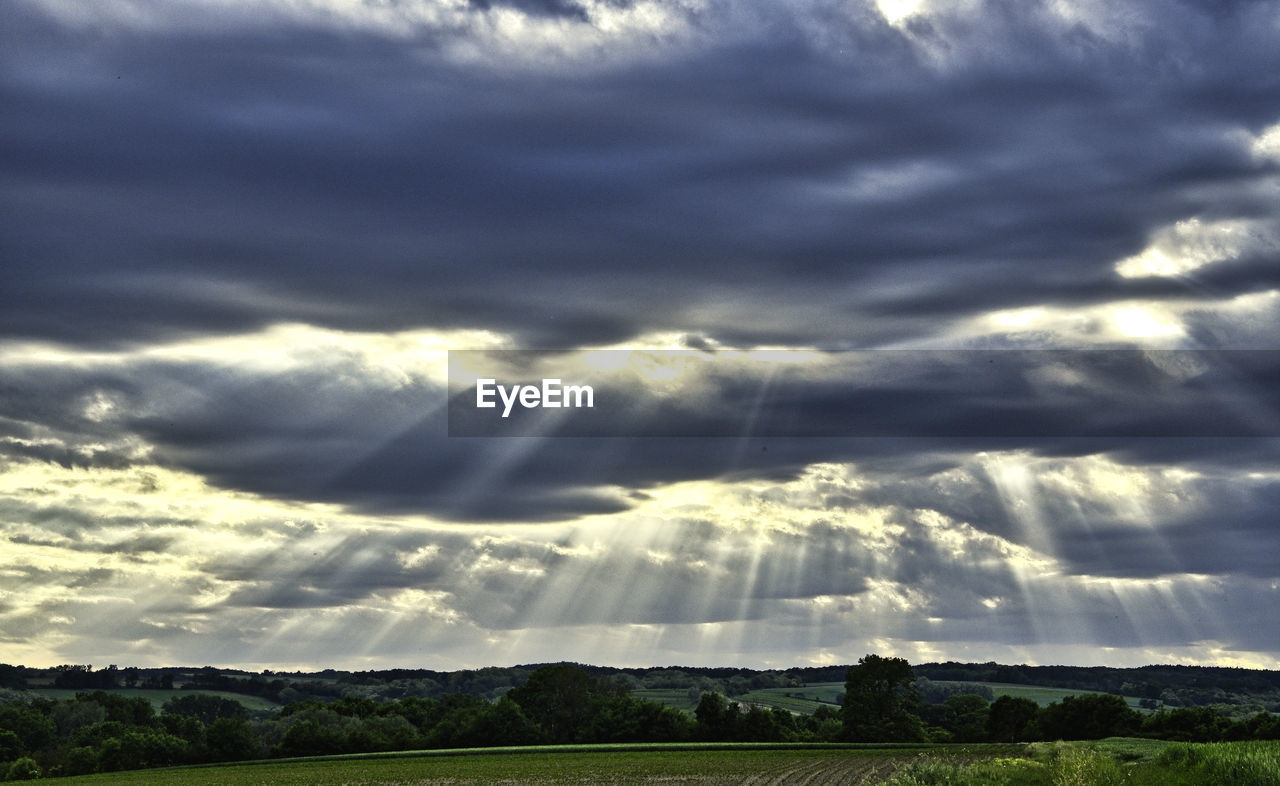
left=2, top=656, right=1280, bottom=778
left=918, top=695, right=989, bottom=743
left=63, top=745, right=99, bottom=776
left=1036, top=693, right=1140, bottom=740
left=844, top=654, right=926, bottom=742
left=987, top=696, right=1040, bottom=742
left=916, top=678, right=995, bottom=704
left=163, top=693, right=248, bottom=724
left=3, top=757, right=41, bottom=781
left=506, top=664, right=622, bottom=744
left=206, top=716, right=264, bottom=761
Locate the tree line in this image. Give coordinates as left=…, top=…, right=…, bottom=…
left=842, top=655, right=1280, bottom=745
left=2, top=657, right=1279, bottom=780
left=6, top=659, right=1278, bottom=712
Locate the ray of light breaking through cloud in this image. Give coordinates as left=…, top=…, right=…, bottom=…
left=3, top=0, right=1280, bottom=671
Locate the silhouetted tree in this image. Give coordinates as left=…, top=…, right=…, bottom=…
left=986, top=695, right=1040, bottom=742
left=842, top=654, right=925, bottom=742
left=1037, top=693, right=1139, bottom=740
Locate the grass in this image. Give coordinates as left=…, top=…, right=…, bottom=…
left=28, top=688, right=281, bottom=713
left=1090, top=736, right=1174, bottom=762
left=1149, top=740, right=1280, bottom=786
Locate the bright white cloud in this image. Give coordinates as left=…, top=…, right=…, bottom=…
left=1251, top=121, right=1280, bottom=162
left=1115, top=217, right=1275, bottom=279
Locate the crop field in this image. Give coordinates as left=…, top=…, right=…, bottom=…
left=38, top=740, right=1280, bottom=785
left=737, top=692, right=829, bottom=714
left=725, top=680, right=1149, bottom=716
left=48, top=744, right=1010, bottom=785
left=735, top=683, right=844, bottom=714
left=28, top=688, right=282, bottom=713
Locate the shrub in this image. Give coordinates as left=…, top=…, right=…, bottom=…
left=4, top=757, right=41, bottom=781
left=1049, top=746, right=1124, bottom=786
left=64, top=745, right=99, bottom=776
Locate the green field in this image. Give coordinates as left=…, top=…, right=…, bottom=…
left=934, top=681, right=1150, bottom=710
left=28, top=688, right=281, bottom=713
left=44, top=744, right=1003, bottom=785
left=737, top=691, right=830, bottom=714
left=652, top=679, right=1149, bottom=717
left=39, top=740, right=1280, bottom=785
left=734, top=682, right=844, bottom=715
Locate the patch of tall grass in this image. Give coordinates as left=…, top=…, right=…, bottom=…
left=1155, top=740, right=1280, bottom=786
left=881, top=743, right=1134, bottom=786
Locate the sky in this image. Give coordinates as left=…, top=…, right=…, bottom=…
left=2, top=0, right=1280, bottom=672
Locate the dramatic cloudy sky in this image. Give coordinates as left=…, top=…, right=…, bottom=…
left=3, top=0, right=1280, bottom=671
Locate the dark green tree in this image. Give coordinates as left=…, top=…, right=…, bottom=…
left=0, top=729, right=22, bottom=760
left=1037, top=693, right=1139, bottom=740
left=694, top=691, right=737, bottom=741
left=943, top=694, right=990, bottom=742
left=205, top=716, right=263, bottom=761
left=274, top=708, right=350, bottom=756
left=162, top=693, right=247, bottom=725
left=64, top=745, right=99, bottom=776
left=96, top=730, right=188, bottom=772
left=425, top=698, right=542, bottom=748
left=506, top=664, right=625, bottom=744
left=986, top=695, right=1040, bottom=742
left=842, top=654, right=925, bottom=742
left=78, top=691, right=155, bottom=726
left=0, top=704, right=56, bottom=753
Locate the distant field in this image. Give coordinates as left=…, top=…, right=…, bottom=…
left=632, top=685, right=839, bottom=715
left=631, top=688, right=699, bottom=712
left=732, top=680, right=1151, bottom=716
left=28, top=688, right=281, bottom=713
left=737, top=691, right=829, bottom=715
left=47, top=743, right=1000, bottom=786
left=933, top=681, right=1149, bottom=710
left=736, top=683, right=844, bottom=715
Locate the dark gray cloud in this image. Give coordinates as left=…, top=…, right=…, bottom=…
left=4, top=0, right=1280, bottom=668
left=4, top=0, right=1280, bottom=350
left=5, top=345, right=1279, bottom=523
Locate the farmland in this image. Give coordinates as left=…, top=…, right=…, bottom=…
left=727, top=679, right=1153, bottom=717
left=736, top=683, right=844, bottom=715
left=943, top=681, right=1149, bottom=710
left=41, top=744, right=1004, bottom=785
left=37, top=740, right=1280, bottom=785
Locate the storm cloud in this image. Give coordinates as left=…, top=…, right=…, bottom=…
left=2, top=0, right=1279, bottom=670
